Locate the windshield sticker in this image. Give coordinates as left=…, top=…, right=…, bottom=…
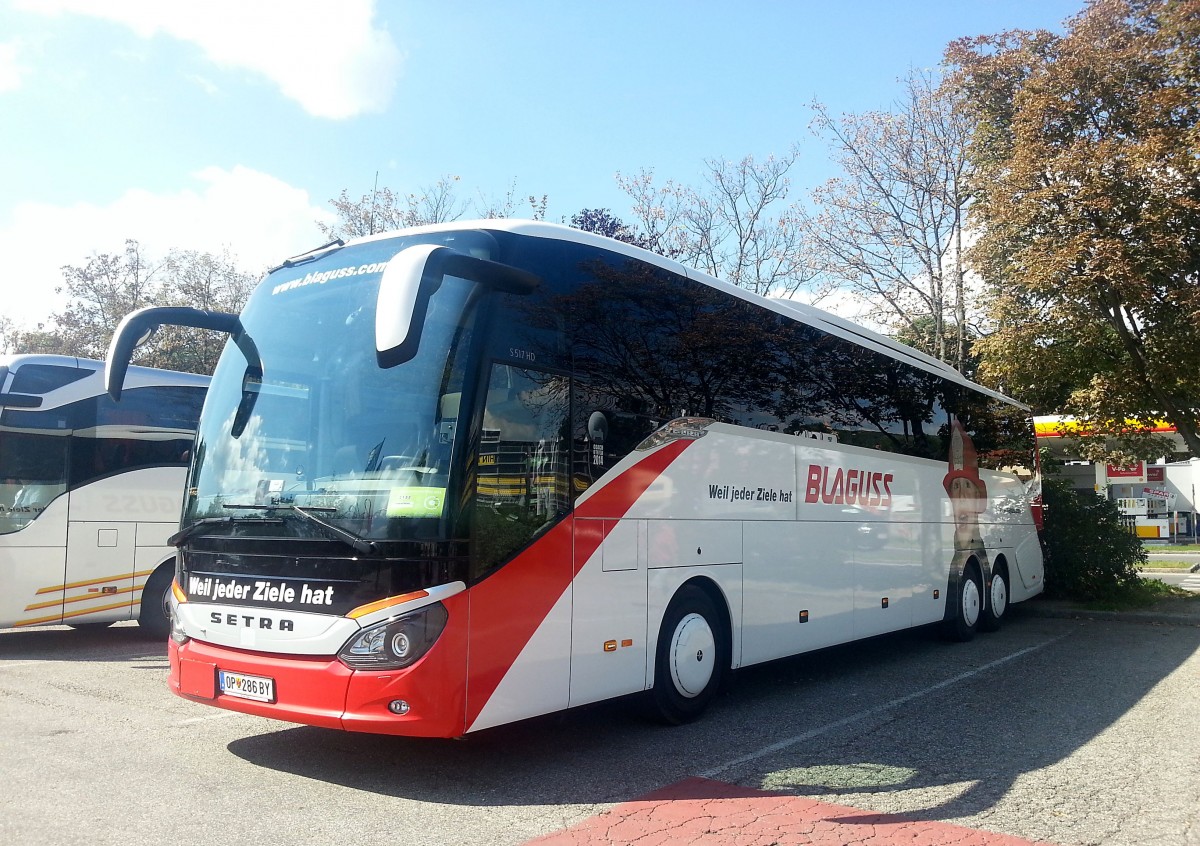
left=387, top=486, right=446, bottom=518
left=271, top=261, right=390, bottom=295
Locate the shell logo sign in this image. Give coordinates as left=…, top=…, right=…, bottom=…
left=1033, top=415, right=1176, bottom=439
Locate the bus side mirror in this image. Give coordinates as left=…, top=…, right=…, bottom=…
left=376, top=244, right=540, bottom=369
left=105, top=306, right=249, bottom=400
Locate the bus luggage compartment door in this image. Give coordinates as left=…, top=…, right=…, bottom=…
left=65, top=521, right=136, bottom=624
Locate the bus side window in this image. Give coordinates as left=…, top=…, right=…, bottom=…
left=0, top=431, right=68, bottom=534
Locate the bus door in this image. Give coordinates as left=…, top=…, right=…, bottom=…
left=60, top=433, right=149, bottom=625
left=0, top=424, right=71, bottom=628
left=567, top=396, right=655, bottom=708
left=465, top=364, right=573, bottom=730
left=569, top=517, right=648, bottom=707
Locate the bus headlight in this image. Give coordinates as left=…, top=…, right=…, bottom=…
left=338, top=602, right=448, bottom=670
left=169, top=604, right=189, bottom=645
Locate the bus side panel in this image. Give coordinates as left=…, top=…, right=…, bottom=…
left=0, top=496, right=68, bottom=628
left=66, top=467, right=185, bottom=524
left=741, top=521, right=855, bottom=665
left=980, top=470, right=1045, bottom=600
left=621, top=429, right=797, bottom=523
left=465, top=520, right=574, bottom=733
left=569, top=518, right=649, bottom=708
left=1010, top=531, right=1045, bottom=601
left=467, top=576, right=573, bottom=733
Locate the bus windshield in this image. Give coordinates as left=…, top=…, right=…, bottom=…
left=186, top=238, right=484, bottom=542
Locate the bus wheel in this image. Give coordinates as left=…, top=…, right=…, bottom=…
left=980, top=565, right=1009, bottom=633
left=650, top=585, right=725, bottom=725
left=945, top=564, right=982, bottom=643
left=138, top=565, right=174, bottom=640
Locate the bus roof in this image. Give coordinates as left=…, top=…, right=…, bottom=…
left=348, top=219, right=1026, bottom=411
left=0, top=353, right=210, bottom=390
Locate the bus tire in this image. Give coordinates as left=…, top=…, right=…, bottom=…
left=944, top=563, right=982, bottom=643
left=139, top=564, right=174, bottom=640
left=980, top=563, right=1009, bottom=633
left=650, top=584, right=726, bottom=725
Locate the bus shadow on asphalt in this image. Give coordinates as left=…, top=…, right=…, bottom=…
left=224, top=611, right=1200, bottom=819
left=0, top=622, right=168, bottom=663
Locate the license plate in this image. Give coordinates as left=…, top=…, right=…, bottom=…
left=218, top=670, right=275, bottom=703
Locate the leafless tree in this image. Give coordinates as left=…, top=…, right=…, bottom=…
left=802, top=68, right=974, bottom=371
left=616, top=149, right=817, bottom=298
left=318, top=175, right=470, bottom=241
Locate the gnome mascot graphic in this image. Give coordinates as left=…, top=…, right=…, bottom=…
left=941, top=419, right=993, bottom=637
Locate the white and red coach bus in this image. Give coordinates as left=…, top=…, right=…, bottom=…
left=104, top=220, right=1044, bottom=736
left=0, top=354, right=207, bottom=635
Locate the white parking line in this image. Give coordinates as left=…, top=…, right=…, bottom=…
left=701, top=633, right=1073, bottom=780
left=176, top=711, right=247, bottom=725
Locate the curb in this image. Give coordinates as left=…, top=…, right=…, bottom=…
left=1019, top=602, right=1200, bottom=627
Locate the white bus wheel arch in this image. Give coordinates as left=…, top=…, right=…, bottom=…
left=138, top=562, right=175, bottom=640
left=650, top=581, right=730, bottom=725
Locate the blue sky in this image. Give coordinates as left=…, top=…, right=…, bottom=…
left=0, top=0, right=1084, bottom=330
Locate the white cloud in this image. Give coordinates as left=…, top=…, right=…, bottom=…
left=0, top=166, right=333, bottom=329
left=15, top=0, right=403, bottom=118
left=0, top=39, right=29, bottom=93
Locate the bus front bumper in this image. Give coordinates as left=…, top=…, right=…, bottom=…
left=168, top=633, right=468, bottom=738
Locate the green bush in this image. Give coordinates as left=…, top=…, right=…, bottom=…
left=1039, top=475, right=1146, bottom=602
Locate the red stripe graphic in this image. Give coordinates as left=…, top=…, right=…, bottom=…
left=464, top=439, right=691, bottom=729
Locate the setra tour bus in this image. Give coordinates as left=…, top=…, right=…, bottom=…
left=0, top=354, right=207, bottom=636
left=104, top=220, right=1044, bottom=736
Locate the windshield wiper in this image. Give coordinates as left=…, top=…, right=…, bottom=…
left=268, top=238, right=345, bottom=272
left=289, top=505, right=380, bottom=556
left=168, top=515, right=284, bottom=547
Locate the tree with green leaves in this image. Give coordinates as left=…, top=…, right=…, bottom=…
left=948, top=0, right=1200, bottom=460
left=11, top=240, right=255, bottom=375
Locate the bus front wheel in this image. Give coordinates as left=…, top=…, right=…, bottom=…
left=650, top=585, right=726, bottom=725
left=139, top=565, right=174, bottom=640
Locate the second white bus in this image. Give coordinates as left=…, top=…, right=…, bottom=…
left=0, top=354, right=208, bottom=636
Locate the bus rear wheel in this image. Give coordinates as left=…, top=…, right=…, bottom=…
left=944, top=563, right=982, bottom=643
left=139, top=565, right=174, bottom=640
left=650, top=585, right=726, bottom=725
left=980, top=565, right=1009, bottom=632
